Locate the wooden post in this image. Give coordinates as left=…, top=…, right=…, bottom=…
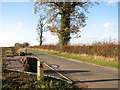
left=37, top=60, right=44, bottom=81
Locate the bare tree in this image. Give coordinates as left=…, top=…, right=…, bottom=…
left=36, top=15, right=47, bottom=46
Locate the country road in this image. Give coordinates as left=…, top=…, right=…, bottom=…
left=27, top=49, right=120, bottom=88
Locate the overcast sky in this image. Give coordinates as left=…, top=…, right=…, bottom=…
left=0, top=0, right=118, bottom=47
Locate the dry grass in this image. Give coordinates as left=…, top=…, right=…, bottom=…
left=72, top=54, right=118, bottom=62
left=28, top=39, right=118, bottom=62
left=31, top=48, right=119, bottom=69
left=30, top=48, right=118, bottom=62
left=27, top=39, right=118, bottom=69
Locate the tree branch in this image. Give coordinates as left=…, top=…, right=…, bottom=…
left=51, top=2, right=63, bottom=7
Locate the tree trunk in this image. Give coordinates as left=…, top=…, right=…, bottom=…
left=59, top=12, right=70, bottom=50
left=40, top=28, right=43, bottom=46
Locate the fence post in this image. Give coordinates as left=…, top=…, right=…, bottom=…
left=37, top=60, right=44, bottom=81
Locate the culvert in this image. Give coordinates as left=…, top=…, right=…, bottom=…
left=22, top=57, right=37, bottom=73
left=21, top=56, right=73, bottom=84
left=20, top=52, right=25, bottom=56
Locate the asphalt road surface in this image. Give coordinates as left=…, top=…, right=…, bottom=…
left=27, top=49, right=120, bottom=88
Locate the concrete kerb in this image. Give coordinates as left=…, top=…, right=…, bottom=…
left=5, top=68, right=73, bottom=84
left=34, top=56, right=73, bottom=84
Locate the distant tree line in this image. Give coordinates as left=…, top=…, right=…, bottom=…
left=14, top=42, right=30, bottom=48
left=14, top=42, right=30, bottom=54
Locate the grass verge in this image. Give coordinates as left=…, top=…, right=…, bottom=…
left=31, top=48, right=119, bottom=69
left=25, top=50, right=32, bottom=55
left=2, top=69, right=76, bottom=89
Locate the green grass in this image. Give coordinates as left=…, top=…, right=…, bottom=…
left=31, top=48, right=119, bottom=69
left=25, top=50, right=32, bottom=55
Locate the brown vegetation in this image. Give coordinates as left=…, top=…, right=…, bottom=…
left=28, top=41, right=118, bottom=61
